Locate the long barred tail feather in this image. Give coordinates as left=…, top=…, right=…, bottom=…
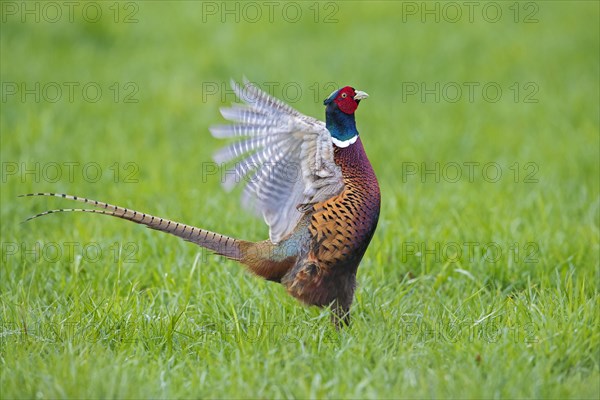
left=19, top=193, right=245, bottom=260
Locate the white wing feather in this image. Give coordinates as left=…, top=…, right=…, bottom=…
left=209, top=79, right=344, bottom=243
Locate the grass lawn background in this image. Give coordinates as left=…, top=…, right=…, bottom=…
left=1, top=1, right=598, bottom=398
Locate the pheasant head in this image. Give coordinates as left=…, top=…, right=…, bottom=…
left=323, top=86, right=369, bottom=147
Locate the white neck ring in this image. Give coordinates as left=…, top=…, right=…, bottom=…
left=331, top=135, right=358, bottom=148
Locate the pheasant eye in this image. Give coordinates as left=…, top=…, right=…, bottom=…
left=341, top=93, right=348, bottom=99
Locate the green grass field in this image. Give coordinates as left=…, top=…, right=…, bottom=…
left=1, top=1, right=598, bottom=398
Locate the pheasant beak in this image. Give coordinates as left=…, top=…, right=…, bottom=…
left=353, top=91, right=369, bottom=101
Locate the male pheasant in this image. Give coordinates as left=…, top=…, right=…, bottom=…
left=22, top=80, right=381, bottom=327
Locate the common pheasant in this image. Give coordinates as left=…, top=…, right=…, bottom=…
left=22, top=79, right=381, bottom=327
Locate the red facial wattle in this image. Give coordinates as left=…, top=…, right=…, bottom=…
left=334, top=87, right=359, bottom=115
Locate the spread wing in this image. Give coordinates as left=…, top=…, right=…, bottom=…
left=210, top=79, right=344, bottom=243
